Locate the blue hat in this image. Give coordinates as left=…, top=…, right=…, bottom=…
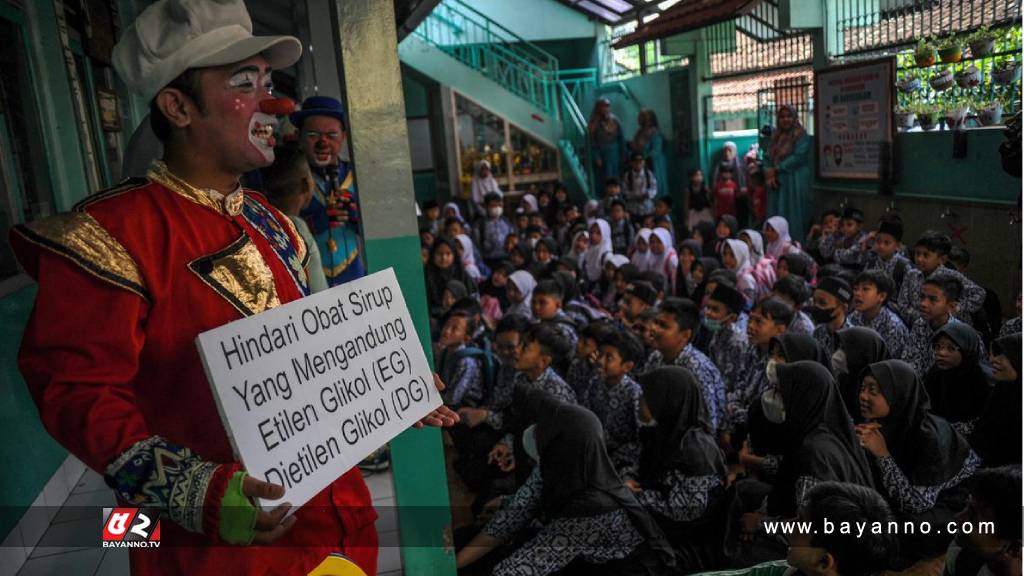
left=289, top=96, right=346, bottom=128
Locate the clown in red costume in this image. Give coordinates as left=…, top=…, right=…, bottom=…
left=9, top=1, right=456, bottom=574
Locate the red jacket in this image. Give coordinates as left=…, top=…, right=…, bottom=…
left=11, top=167, right=377, bottom=575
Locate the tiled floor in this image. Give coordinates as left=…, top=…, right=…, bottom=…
left=14, top=466, right=402, bottom=576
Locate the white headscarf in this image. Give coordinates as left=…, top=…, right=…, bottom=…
left=606, top=254, right=630, bottom=269
left=582, top=219, right=613, bottom=282
left=764, top=216, right=793, bottom=260
left=631, top=228, right=654, bottom=271
left=471, top=160, right=502, bottom=211
left=518, top=194, right=538, bottom=215
left=646, top=228, right=677, bottom=277
left=455, top=234, right=481, bottom=281
left=443, top=202, right=466, bottom=224
left=507, top=270, right=537, bottom=319
left=723, top=238, right=753, bottom=273
left=739, top=229, right=766, bottom=264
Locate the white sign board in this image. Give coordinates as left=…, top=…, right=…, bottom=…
left=815, top=59, right=894, bottom=180
left=196, top=268, right=439, bottom=510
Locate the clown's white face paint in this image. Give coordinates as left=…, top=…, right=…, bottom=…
left=249, top=112, right=277, bottom=162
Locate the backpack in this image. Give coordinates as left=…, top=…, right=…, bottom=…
left=452, top=343, right=499, bottom=395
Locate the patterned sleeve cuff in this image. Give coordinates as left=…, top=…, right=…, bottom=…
left=485, top=409, right=504, bottom=430
left=105, top=436, right=227, bottom=536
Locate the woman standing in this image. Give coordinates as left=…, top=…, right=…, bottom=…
left=765, top=105, right=812, bottom=242
left=632, top=109, right=668, bottom=199
left=589, top=98, right=625, bottom=184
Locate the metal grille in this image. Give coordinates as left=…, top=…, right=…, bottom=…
left=706, top=68, right=816, bottom=134
left=828, top=0, right=1022, bottom=59
left=704, top=3, right=815, bottom=80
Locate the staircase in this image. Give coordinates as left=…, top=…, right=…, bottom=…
left=401, top=0, right=599, bottom=199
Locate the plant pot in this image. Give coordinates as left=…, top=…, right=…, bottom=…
left=918, top=114, right=938, bottom=131
left=895, top=112, right=917, bottom=130
left=897, top=78, right=921, bottom=93
left=993, top=64, right=1021, bottom=85
left=955, top=66, right=981, bottom=88
left=944, top=109, right=968, bottom=129
left=969, top=39, right=996, bottom=57
left=915, top=50, right=937, bottom=68
left=978, top=104, right=1004, bottom=126
left=939, top=45, right=963, bottom=63
left=929, top=71, right=955, bottom=91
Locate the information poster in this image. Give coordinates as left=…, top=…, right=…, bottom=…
left=815, top=59, right=895, bottom=180
left=196, top=268, right=440, bottom=511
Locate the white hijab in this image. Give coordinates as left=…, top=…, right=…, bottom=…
left=471, top=160, right=502, bottom=208
left=631, top=227, right=655, bottom=271
left=723, top=238, right=753, bottom=273
left=507, top=270, right=537, bottom=318
left=519, top=194, right=539, bottom=214
left=583, top=219, right=613, bottom=282
left=606, top=253, right=630, bottom=269
left=764, top=216, right=793, bottom=260
left=739, top=229, right=766, bottom=264
left=646, top=228, right=677, bottom=276
left=455, top=234, right=481, bottom=281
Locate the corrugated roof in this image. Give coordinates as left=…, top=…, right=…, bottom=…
left=612, top=0, right=762, bottom=48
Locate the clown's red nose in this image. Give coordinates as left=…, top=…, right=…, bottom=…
left=259, top=97, right=295, bottom=116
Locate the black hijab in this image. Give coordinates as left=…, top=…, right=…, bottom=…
left=835, top=327, right=891, bottom=422
left=693, top=221, right=717, bottom=257
left=691, top=257, right=721, bottom=305
left=637, top=367, right=727, bottom=484
left=771, top=333, right=830, bottom=367
left=868, top=359, right=973, bottom=485
left=714, top=216, right=738, bottom=260
left=924, top=322, right=991, bottom=424
left=424, top=237, right=474, bottom=311
left=676, top=240, right=704, bottom=299
left=768, top=361, right=875, bottom=516
left=971, top=333, right=1022, bottom=467
left=518, top=386, right=677, bottom=568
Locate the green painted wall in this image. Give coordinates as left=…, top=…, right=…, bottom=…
left=533, top=39, right=599, bottom=70
left=0, top=284, right=68, bottom=541
left=468, top=0, right=598, bottom=41
left=403, top=71, right=432, bottom=118
left=413, top=172, right=437, bottom=204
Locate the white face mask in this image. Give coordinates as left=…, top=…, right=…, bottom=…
left=831, top=349, right=848, bottom=375
left=638, top=417, right=658, bottom=428
left=527, top=238, right=539, bottom=249
left=761, top=388, right=786, bottom=424
left=766, top=359, right=780, bottom=386
left=522, top=424, right=539, bottom=462
left=489, top=207, right=503, bottom=218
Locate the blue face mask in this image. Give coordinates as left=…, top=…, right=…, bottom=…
left=703, top=317, right=723, bottom=333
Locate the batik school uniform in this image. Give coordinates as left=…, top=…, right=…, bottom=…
left=864, top=251, right=913, bottom=297
left=812, top=317, right=853, bottom=356
left=482, top=390, right=676, bottom=576
left=863, top=360, right=981, bottom=561
left=644, top=345, right=726, bottom=431
left=609, top=218, right=634, bottom=255
left=849, top=307, right=910, bottom=361
left=787, top=310, right=815, bottom=336
left=438, top=344, right=485, bottom=408
left=566, top=356, right=600, bottom=411
left=998, top=315, right=1021, bottom=338
left=497, top=367, right=578, bottom=450
left=542, top=310, right=579, bottom=349
left=725, top=347, right=767, bottom=431
left=595, top=374, right=642, bottom=480
left=636, top=367, right=727, bottom=573
left=894, top=266, right=986, bottom=327
left=708, top=322, right=752, bottom=416
left=817, top=230, right=866, bottom=264
left=904, top=315, right=982, bottom=377
left=483, top=363, right=521, bottom=431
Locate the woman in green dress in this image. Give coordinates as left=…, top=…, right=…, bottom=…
left=765, top=105, right=812, bottom=243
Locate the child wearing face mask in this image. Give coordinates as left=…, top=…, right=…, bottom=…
left=728, top=299, right=793, bottom=433
left=810, top=276, right=854, bottom=356
left=474, top=192, right=514, bottom=270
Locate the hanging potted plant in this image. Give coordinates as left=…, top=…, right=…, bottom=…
left=955, top=64, right=981, bottom=89
left=915, top=103, right=939, bottom=131
left=938, top=35, right=964, bottom=64
left=977, top=98, right=1004, bottom=126
left=993, top=58, right=1021, bottom=85
left=914, top=37, right=938, bottom=68
left=968, top=26, right=1000, bottom=58
left=897, top=70, right=923, bottom=93
left=929, top=67, right=955, bottom=91
left=894, top=105, right=917, bottom=131
left=943, top=101, right=969, bottom=130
